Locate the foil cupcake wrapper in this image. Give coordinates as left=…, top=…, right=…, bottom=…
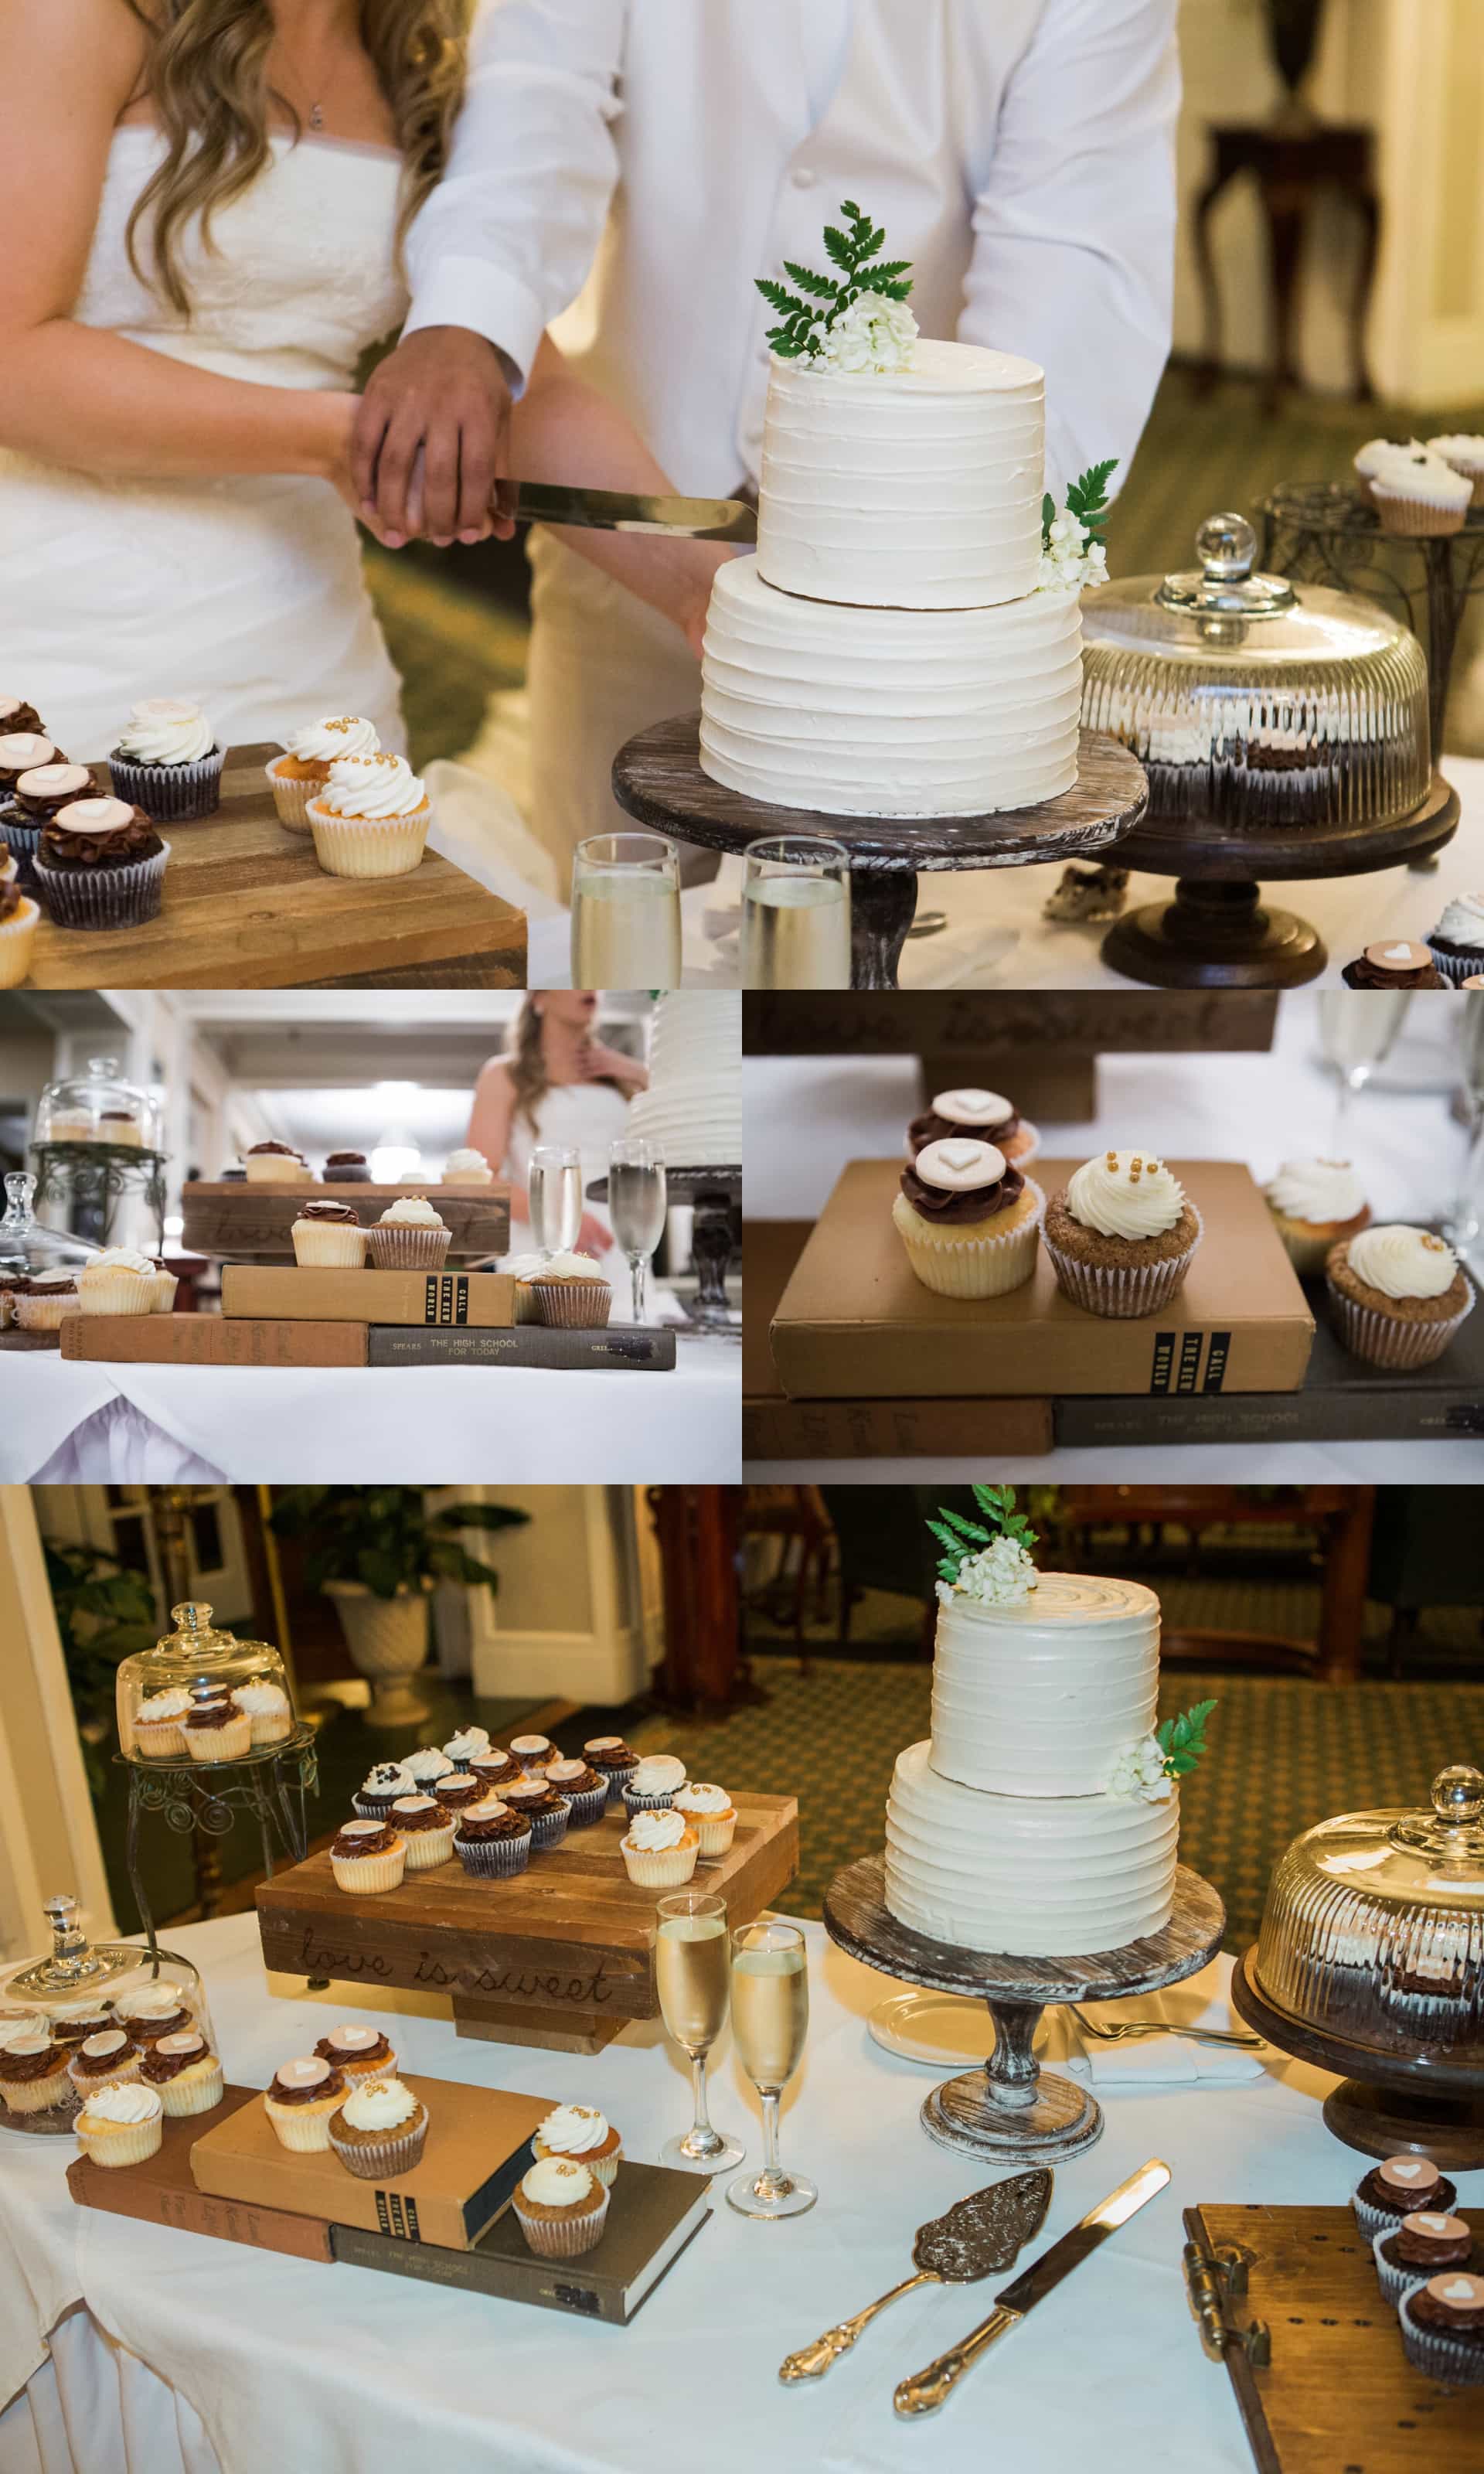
left=364, top=1225, right=451, bottom=1273
left=530, top=1280, right=613, bottom=1329
left=1398, top=2288, right=1484, bottom=2387
left=556, top=1781, right=610, bottom=1831
left=350, top=1791, right=402, bottom=1820
left=1371, top=2229, right=1441, bottom=2309
left=330, top=1847, right=406, bottom=1893
left=513, top=2182, right=611, bottom=2258
left=1326, top=1276, right=1475, bottom=1369
left=893, top=1177, right=1045, bottom=1300
left=291, top=1225, right=369, bottom=1267
left=77, top=2111, right=164, bottom=2167
left=1, top=813, right=42, bottom=888
left=307, top=799, right=431, bottom=880
left=1042, top=1201, right=1204, bottom=1321
left=265, top=757, right=321, bottom=832
left=32, top=840, right=170, bottom=932
left=158, top=2060, right=226, bottom=2118
left=1424, top=941, right=1484, bottom=987
left=454, top=1832, right=532, bottom=1877
left=620, top=1838, right=700, bottom=1888
left=107, top=746, right=224, bottom=821
left=328, top=2115, right=428, bottom=2179
left=622, top=1787, right=676, bottom=1817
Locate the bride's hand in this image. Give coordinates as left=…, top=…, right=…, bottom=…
left=581, top=1040, right=648, bottom=1094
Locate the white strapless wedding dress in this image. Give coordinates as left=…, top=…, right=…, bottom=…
left=0, top=130, right=408, bottom=761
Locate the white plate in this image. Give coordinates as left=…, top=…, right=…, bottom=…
left=866, top=1992, right=999, bottom=2067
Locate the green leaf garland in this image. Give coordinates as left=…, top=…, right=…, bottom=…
left=927, top=1484, right=1039, bottom=1586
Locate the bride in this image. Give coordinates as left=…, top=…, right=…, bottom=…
left=466, top=990, right=645, bottom=1269
left=0, top=0, right=724, bottom=761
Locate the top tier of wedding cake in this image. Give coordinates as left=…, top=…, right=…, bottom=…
left=754, top=340, right=1046, bottom=612
left=625, top=992, right=741, bottom=1168
left=931, top=1573, right=1160, bottom=1798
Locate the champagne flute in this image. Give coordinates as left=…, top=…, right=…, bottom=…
left=608, top=1136, right=667, bottom=1324
left=741, top=837, right=852, bottom=989
left=1444, top=990, right=1484, bottom=1253
left=655, top=1891, right=745, bottom=2173
left=528, top=1144, right=581, bottom=1260
left=571, top=833, right=682, bottom=990
left=1318, top=990, right=1411, bottom=1140
left=727, top=1919, right=815, bottom=2218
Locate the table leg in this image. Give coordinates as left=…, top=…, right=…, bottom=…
left=852, top=871, right=918, bottom=990
left=1258, top=181, right=1308, bottom=415
left=682, top=1185, right=737, bottom=1329
left=1318, top=1491, right=1374, bottom=1685
left=1349, top=186, right=1380, bottom=403
left=1190, top=170, right=1232, bottom=397
left=921, top=1996, right=1102, bottom=2163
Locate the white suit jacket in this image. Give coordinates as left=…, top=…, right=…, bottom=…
left=406, top=0, right=1180, bottom=501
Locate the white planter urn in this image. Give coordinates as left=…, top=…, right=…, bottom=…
left=324, top=1579, right=434, bottom=1726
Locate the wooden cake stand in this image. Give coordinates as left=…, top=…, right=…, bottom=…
left=612, top=717, right=1149, bottom=989
left=824, top=1854, right=1225, bottom=2162
left=1229, top=1944, right=1484, bottom=2167
left=1101, top=772, right=1460, bottom=989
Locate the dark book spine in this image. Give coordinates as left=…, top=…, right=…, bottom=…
left=1054, top=1388, right=1484, bottom=1448
left=366, top=1325, right=676, bottom=1371
left=330, top=2222, right=631, bottom=2321
left=743, top=1399, right=1053, bottom=1460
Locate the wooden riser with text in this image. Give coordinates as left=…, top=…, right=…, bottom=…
left=256, top=1791, right=798, bottom=2053
left=185, top=1181, right=510, bottom=1262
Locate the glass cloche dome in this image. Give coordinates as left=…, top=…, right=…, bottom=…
left=0, top=1895, right=213, bottom=2140
left=36, top=1053, right=161, bottom=1150
left=0, top=1171, right=100, bottom=1333
left=116, top=1601, right=296, bottom=1764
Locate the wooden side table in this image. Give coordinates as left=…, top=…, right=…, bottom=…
left=1192, top=121, right=1380, bottom=414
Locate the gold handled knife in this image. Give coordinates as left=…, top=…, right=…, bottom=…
left=493, top=480, right=757, bottom=543
left=893, top=2157, right=1173, bottom=2418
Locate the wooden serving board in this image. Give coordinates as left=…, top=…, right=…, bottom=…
left=181, top=1180, right=510, bottom=1262
left=26, top=745, right=526, bottom=990
left=1185, top=2203, right=1484, bottom=2474
left=256, top=1792, right=798, bottom=2054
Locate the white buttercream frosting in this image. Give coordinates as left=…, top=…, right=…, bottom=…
left=82, top=1248, right=155, bottom=1276
left=402, top=1746, right=452, bottom=1781
left=1370, top=450, right=1472, bottom=509
left=138, top=1689, right=192, bottom=1720
left=340, top=2075, right=419, bottom=2132
left=233, top=1682, right=288, bottom=1714
left=528, top=1251, right=604, bottom=1280
left=537, top=2103, right=611, bottom=2155
left=114, top=700, right=214, bottom=764
left=16, top=764, right=90, bottom=800
left=443, top=1727, right=489, bottom=1763
left=120, top=1985, right=191, bottom=2022
left=318, top=752, right=427, bottom=821
left=930, top=1089, right=1013, bottom=1130
left=287, top=715, right=380, bottom=764
left=624, top=1808, right=689, bottom=1853
left=378, top=1195, right=444, bottom=1227
left=1345, top=1225, right=1458, bottom=1301
left=80, top=2081, right=162, bottom=2126
left=1265, top=1159, right=1367, bottom=1224
left=1066, top=1152, right=1186, bottom=1240
left=521, top=2156, right=594, bottom=2207
left=673, top=1781, right=731, bottom=1815
left=1354, top=436, right=1423, bottom=479
left=914, top=1138, right=1006, bottom=1194
left=1432, top=892, right=1484, bottom=949
left=629, top=1754, right=686, bottom=1796
left=441, top=1150, right=489, bottom=1177
left=361, top=1763, right=410, bottom=1794
left=53, top=798, right=138, bottom=837
left=930, top=1573, right=1162, bottom=1797
left=626, top=991, right=743, bottom=1167
left=1428, top=434, right=1484, bottom=465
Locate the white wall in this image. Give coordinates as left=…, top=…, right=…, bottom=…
left=444, top=1485, right=662, bottom=1705
left=0, top=1488, right=115, bottom=1968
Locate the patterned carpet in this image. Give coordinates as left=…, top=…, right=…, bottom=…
left=623, top=1660, right=1484, bottom=1954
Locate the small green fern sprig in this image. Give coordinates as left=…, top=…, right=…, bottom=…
left=756, top=200, right=914, bottom=361
left=926, top=1483, right=1037, bottom=1586
left=1041, top=458, right=1119, bottom=552
left=1156, top=1699, right=1217, bottom=1779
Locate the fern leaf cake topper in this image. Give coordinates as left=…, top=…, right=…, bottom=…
left=1108, top=1698, right=1217, bottom=1803
left=928, top=1484, right=1039, bottom=1607
left=1038, top=459, right=1118, bottom=592
left=756, top=201, right=919, bottom=373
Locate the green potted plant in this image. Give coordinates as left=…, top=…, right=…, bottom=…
left=268, top=1487, right=529, bottom=1724
left=43, top=1540, right=159, bottom=1796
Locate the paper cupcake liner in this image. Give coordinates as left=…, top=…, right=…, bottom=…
left=1372, top=490, right=1468, bottom=537
left=244, top=1157, right=305, bottom=1183
left=77, top=2110, right=164, bottom=2168
left=107, top=746, right=223, bottom=821
left=525, top=1806, right=570, bottom=1852
left=364, top=1225, right=451, bottom=1272
left=1, top=811, right=43, bottom=886
left=1424, top=942, right=1484, bottom=987
left=329, top=2114, right=428, bottom=2179
left=264, top=2097, right=339, bottom=2152
left=32, top=840, right=170, bottom=932
left=536, top=2139, right=621, bottom=2189
left=265, top=756, right=322, bottom=831
left=1001, top=1119, right=1040, bottom=1167
left=892, top=1178, right=1045, bottom=1301
left=79, top=1271, right=158, bottom=1318
left=513, top=2181, right=610, bottom=2258
left=0, top=897, right=38, bottom=987
left=1353, top=2192, right=1418, bottom=2243
left=621, top=1836, right=699, bottom=1887
left=158, top=2058, right=225, bottom=2118
left=151, top=1273, right=178, bottom=1314
left=292, top=1225, right=368, bottom=1268
left=331, top=1845, right=406, bottom=1894
left=134, top=1725, right=186, bottom=1760
left=68, top=2055, right=141, bottom=2096
left=530, top=1280, right=613, bottom=1329
left=454, top=1831, right=532, bottom=1878
left=1398, top=2288, right=1484, bottom=2387
left=1042, top=1201, right=1204, bottom=1321
left=0, top=2065, right=74, bottom=2114
left=334, top=2050, right=400, bottom=2084
left=1371, top=2229, right=1448, bottom=2309
left=685, top=1810, right=737, bottom=1858
left=242, top=1712, right=291, bottom=1746
left=1326, top=1276, right=1475, bottom=1369
left=307, top=799, right=431, bottom=880
left=400, top=1825, right=457, bottom=1870
left=557, top=1782, right=610, bottom=1831
left=180, top=1716, right=252, bottom=1761
left=350, top=1791, right=403, bottom=1821
left=13, top=1291, right=76, bottom=1333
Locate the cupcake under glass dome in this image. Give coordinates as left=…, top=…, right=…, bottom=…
left=35, top=1054, right=161, bottom=1150
left=115, top=1602, right=296, bottom=1764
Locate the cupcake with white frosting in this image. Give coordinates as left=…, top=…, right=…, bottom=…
left=441, top=1147, right=494, bottom=1191
left=76, top=2079, right=164, bottom=2168
left=306, top=752, right=432, bottom=880
left=132, top=1688, right=192, bottom=1760
left=512, top=2155, right=611, bottom=2258
left=620, top=1805, right=699, bottom=1888
left=526, top=1250, right=612, bottom=1329
left=1353, top=436, right=1422, bottom=507
left=442, top=1726, right=490, bottom=1766
left=352, top=1760, right=410, bottom=1819
left=328, top=2074, right=428, bottom=2178
left=231, top=1678, right=292, bottom=1745
left=892, top=1139, right=1044, bottom=1299
left=1369, top=445, right=1472, bottom=537
left=1427, top=434, right=1484, bottom=506
left=621, top=1753, right=686, bottom=1818
left=1426, top=890, right=1484, bottom=986
left=402, top=1744, right=454, bottom=1787
left=672, top=1781, right=738, bottom=1858
left=1042, top=1150, right=1203, bottom=1319
left=1264, top=1159, right=1370, bottom=1276
left=107, top=698, right=223, bottom=820
left=1326, top=1225, right=1475, bottom=1368
left=907, top=1087, right=1040, bottom=1167
left=267, top=715, right=380, bottom=830
left=533, top=2101, right=622, bottom=2186
left=77, top=1247, right=160, bottom=1318
left=364, top=1194, right=450, bottom=1273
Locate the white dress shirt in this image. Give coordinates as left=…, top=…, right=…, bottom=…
left=406, top=0, right=1180, bottom=501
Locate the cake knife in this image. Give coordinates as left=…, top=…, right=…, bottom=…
left=494, top=480, right=757, bottom=543
left=893, top=2156, right=1172, bottom=2418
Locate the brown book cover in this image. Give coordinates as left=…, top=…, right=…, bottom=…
left=221, top=1266, right=516, bottom=1327
left=68, top=2084, right=332, bottom=2261
left=60, top=1316, right=366, bottom=1368
left=190, top=2072, right=549, bottom=2250
left=771, top=1159, right=1314, bottom=1401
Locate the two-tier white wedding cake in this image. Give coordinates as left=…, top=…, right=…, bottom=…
left=884, top=1501, right=1189, bottom=1957
left=626, top=991, right=741, bottom=1167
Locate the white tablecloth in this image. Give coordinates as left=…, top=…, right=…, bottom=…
left=2, top=1345, right=740, bottom=1482
left=6, top=1912, right=1469, bottom=2474
left=745, top=986, right=1484, bottom=1479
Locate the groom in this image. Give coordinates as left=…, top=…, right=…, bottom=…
left=354, top=0, right=1180, bottom=871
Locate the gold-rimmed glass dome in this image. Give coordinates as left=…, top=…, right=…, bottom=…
left=36, top=1054, right=162, bottom=1150
left=115, top=1601, right=295, bottom=1763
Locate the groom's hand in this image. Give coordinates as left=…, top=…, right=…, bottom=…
left=352, top=328, right=515, bottom=548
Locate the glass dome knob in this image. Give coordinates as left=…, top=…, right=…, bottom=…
left=1431, top=1763, right=1484, bottom=1827
left=1195, top=512, right=1258, bottom=581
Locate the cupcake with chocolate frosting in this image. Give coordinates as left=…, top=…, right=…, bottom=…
left=1398, top=2271, right=1484, bottom=2387
left=1341, top=939, right=1446, bottom=991
left=0, top=879, right=39, bottom=987
left=313, top=2024, right=398, bottom=2084
left=388, top=1793, right=457, bottom=1869
left=291, top=1199, right=367, bottom=1268
left=107, top=698, right=223, bottom=820
left=1373, top=2212, right=1475, bottom=2309
left=545, top=1757, right=608, bottom=1829
left=329, top=1817, right=406, bottom=1893
left=322, top=1150, right=371, bottom=1184
left=1043, top=1150, right=1202, bottom=1319
left=1352, top=2153, right=1458, bottom=2241
left=0, top=700, right=44, bottom=739
left=431, top=1770, right=486, bottom=1812
left=453, top=1792, right=533, bottom=1876
left=141, top=2029, right=223, bottom=2117
left=1426, top=891, right=1484, bottom=986
left=0, top=2029, right=73, bottom=2114
left=245, top=1140, right=307, bottom=1184
left=892, top=1138, right=1043, bottom=1299
left=66, top=2028, right=141, bottom=2095
left=1264, top=1158, right=1370, bottom=1276
left=907, top=1087, right=1040, bottom=1167
left=264, top=2055, right=346, bottom=2151
left=468, top=1746, right=523, bottom=1794
left=4, top=762, right=93, bottom=885
left=0, top=733, right=66, bottom=811
left=179, top=1691, right=252, bottom=1762
left=31, top=798, right=169, bottom=931
left=116, top=1985, right=196, bottom=2045
left=500, top=1777, right=572, bottom=1851
left=584, top=1737, right=639, bottom=1801
left=1326, top=1225, right=1474, bottom=1368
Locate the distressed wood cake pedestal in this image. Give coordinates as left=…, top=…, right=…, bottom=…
left=612, top=717, right=1148, bottom=989
left=824, top=1855, right=1225, bottom=2163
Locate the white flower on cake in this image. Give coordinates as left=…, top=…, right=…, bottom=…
left=1105, top=1735, right=1173, bottom=1804
left=1036, top=462, right=1117, bottom=594
left=816, top=291, right=919, bottom=376
left=938, top=1534, right=1039, bottom=1610
left=754, top=199, right=916, bottom=370
left=928, top=1484, right=1041, bottom=1607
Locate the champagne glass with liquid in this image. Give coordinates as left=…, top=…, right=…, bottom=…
left=608, top=1136, right=667, bottom=1324
left=655, top=1891, right=744, bottom=2174
left=528, top=1144, right=582, bottom=1260
left=727, top=1918, right=815, bottom=2218
left=741, top=837, right=852, bottom=990
left=1318, top=990, right=1411, bottom=1137
left=571, top=833, right=682, bottom=990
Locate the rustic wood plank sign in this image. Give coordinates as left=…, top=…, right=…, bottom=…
left=181, top=1181, right=511, bottom=1263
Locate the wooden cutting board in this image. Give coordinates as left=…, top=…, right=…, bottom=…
left=256, top=1792, right=798, bottom=2054
left=26, top=745, right=527, bottom=989
left=182, top=1180, right=510, bottom=1261
left=1185, top=2203, right=1484, bottom=2473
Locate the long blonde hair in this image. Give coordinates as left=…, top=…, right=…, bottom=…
left=122, top=1, right=468, bottom=315
left=505, top=999, right=623, bottom=1133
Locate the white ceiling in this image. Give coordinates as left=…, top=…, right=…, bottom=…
left=250, top=1082, right=474, bottom=1166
